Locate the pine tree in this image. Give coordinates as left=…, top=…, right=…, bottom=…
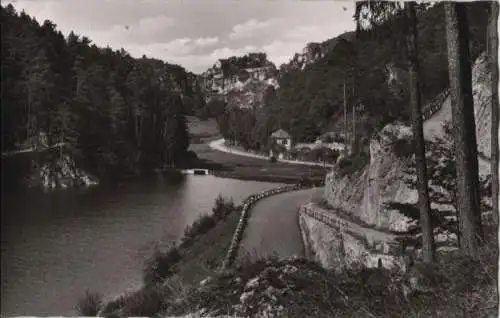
left=444, top=3, right=483, bottom=256
left=488, top=1, right=499, bottom=225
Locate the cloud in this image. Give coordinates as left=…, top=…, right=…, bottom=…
left=159, top=37, right=220, bottom=56
left=123, top=36, right=221, bottom=63
left=261, top=41, right=307, bottom=67
left=96, top=15, right=175, bottom=46
left=5, top=0, right=357, bottom=73
left=284, top=21, right=349, bottom=44
left=193, top=37, right=219, bottom=47
left=228, top=18, right=281, bottom=40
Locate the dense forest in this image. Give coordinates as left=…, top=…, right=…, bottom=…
left=216, top=2, right=490, bottom=150
left=1, top=4, right=205, bottom=184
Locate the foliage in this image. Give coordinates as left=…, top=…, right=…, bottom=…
left=182, top=215, right=217, bottom=245
left=163, top=242, right=497, bottom=317
left=143, top=244, right=182, bottom=286
left=75, top=289, right=103, bottom=316
left=214, top=3, right=489, bottom=151
left=212, top=194, right=236, bottom=221
left=336, top=149, right=370, bottom=177
left=183, top=196, right=237, bottom=246
left=386, top=124, right=492, bottom=238
left=1, top=4, right=201, bottom=182
left=203, top=98, right=227, bottom=119
left=100, top=286, right=166, bottom=317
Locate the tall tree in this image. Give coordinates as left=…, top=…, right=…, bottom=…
left=405, top=2, right=435, bottom=262
left=488, top=1, right=499, bottom=225
left=354, top=1, right=435, bottom=261
left=444, top=3, right=483, bottom=256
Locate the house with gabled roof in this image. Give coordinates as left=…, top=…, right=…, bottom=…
left=269, top=129, right=292, bottom=159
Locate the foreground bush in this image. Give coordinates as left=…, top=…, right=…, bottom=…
left=182, top=195, right=237, bottom=245
left=162, top=229, right=498, bottom=317
left=182, top=215, right=217, bottom=244
left=212, top=194, right=236, bottom=221
left=100, top=286, right=167, bottom=317
left=143, top=244, right=182, bottom=286
left=75, top=289, right=103, bottom=316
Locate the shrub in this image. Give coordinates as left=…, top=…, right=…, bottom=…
left=212, top=194, right=236, bottom=221
left=75, top=289, right=103, bottom=316
left=101, top=286, right=166, bottom=317
left=143, top=244, right=182, bottom=285
left=183, top=214, right=217, bottom=243
left=336, top=151, right=370, bottom=177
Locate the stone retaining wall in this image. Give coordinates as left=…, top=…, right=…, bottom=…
left=422, top=88, right=450, bottom=121
left=299, top=203, right=408, bottom=272
left=220, top=182, right=323, bottom=270
left=300, top=204, right=401, bottom=255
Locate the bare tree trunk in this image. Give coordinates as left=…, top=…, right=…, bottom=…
left=444, top=3, right=483, bottom=256
left=352, top=86, right=356, bottom=152
left=406, top=2, right=435, bottom=263
left=352, top=93, right=356, bottom=153
left=488, top=1, right=499, bottom=225
left=343, top=76, right=348, bottom=154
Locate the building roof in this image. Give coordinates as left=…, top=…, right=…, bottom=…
left=271, top=129, right=291, bottom=139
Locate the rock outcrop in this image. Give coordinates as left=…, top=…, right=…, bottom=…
left=200, top=53, right=279, bottom=109
left=198, top=33, right=356, bottom=110
left=279, top=32, right=355, bottom=76
left=323, top=52, right=493, bottom=233
left=27, top=153, right=98, bottom=191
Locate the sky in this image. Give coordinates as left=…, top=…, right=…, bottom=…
left=5, top=0, right=357, bottom=74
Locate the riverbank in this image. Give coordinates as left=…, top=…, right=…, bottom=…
left=95, top=203, right=244, bottom=316
left=185, top=117, right=329, bottom=184
left=187, top=141, right=328, bottom=184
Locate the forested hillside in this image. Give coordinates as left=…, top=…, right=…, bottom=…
left=217, top=2, right=490, bottom=150
left=1, top=4, right=204, bottom=184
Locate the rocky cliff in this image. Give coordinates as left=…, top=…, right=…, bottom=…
left=279, top=32, right=355, bottom=76
left=199, top=34, right=355, bottom=110
left=322, top=52, right=492, bottom=232
left=199, top=53, right=279, bottom=109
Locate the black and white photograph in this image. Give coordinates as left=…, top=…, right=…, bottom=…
left=1, top=0, right=499, bottom=317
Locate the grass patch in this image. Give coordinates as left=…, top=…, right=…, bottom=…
left=174, top=208, right=241, bottom=286
left=143, top=244, right=182, bottom=286
left=191, top=142, right=328, bottom=183
left=162, top=233, right=497, bottom=317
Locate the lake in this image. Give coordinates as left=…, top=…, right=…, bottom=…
left=1, top=174, right=280, bottom=316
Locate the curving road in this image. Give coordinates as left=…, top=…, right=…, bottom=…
left=423, top=96, right=491, bottom=177
left=237, top=187, right=323, bottom=262
left=209, top=138, right=334, bottom=168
